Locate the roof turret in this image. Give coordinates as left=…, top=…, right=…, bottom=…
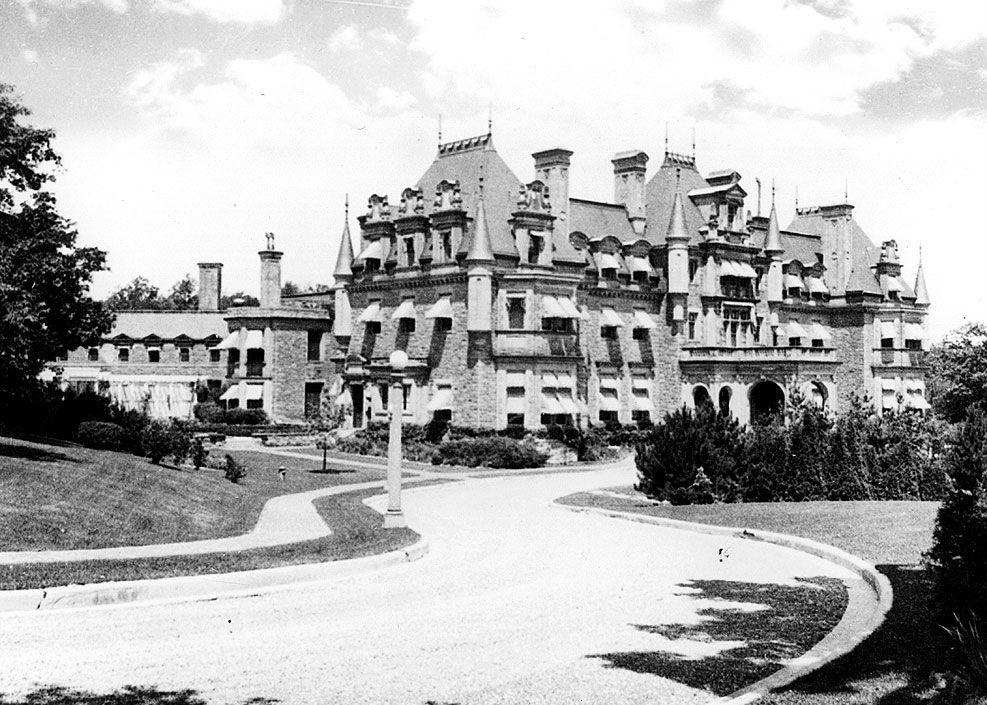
left=664, top=169, right=690, bottom=243
left=466, top=173, right=494, bottom=263
left=333, top=196, right=355, bottom=279
left=764, top=190, right=783, bottom=255
left=914, top=246, right=930, bottom=305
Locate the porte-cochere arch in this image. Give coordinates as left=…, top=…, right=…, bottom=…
left=749, top=380, right=785, bottom=421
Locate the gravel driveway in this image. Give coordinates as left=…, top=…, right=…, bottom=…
left=0, top=460, right=855, bottom=704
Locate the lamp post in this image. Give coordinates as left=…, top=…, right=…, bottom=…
left=384, top=349, right=408, bottom=528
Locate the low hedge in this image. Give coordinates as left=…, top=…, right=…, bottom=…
left=77, top=421, right=127, bottom=451
left=432, top=437, right=549, bottom=469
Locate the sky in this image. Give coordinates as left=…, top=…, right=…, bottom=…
left=1, top=0, right=985, bottom=341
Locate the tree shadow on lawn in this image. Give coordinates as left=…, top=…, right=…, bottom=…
left=762, top=565, right=953, bottom=704
left=590, top=576, right=847, bottom=697
left=0, top=441, right=75, bottom=463
left=0, top=685, right=279, bottom=704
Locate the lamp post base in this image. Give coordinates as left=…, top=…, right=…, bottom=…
left=383, top=509, right=406, bottom=529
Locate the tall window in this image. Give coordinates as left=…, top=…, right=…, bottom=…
left=148, top=349, right=160, bottom=363
left=307, top=330, right=322, bottom=361
left=441, top=231, right=453, bottom=261
left=688, top=312, right=698, bottom=341
left=507, top=296, right=525, bottom=329
left=88, top=347, right=99, bottom=362
left=404, top=236, right=415, bottom=266
left=722, top=306, right=751, bottom=347
left=304, top=382, right=324, bottom=419
left=117, top=347, right=129, bottom=362
left=179, top=347, right=191, bottom=363
left=527, top=234, right=543, bottom=264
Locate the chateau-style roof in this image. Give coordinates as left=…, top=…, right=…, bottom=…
left=787, top=206, right=879, bottom=294
left=570, top=199, right=636, bottom=242
left=645, top=156, right=709, bottom=245
left=415, top=135, right=522, bottom=259
left=108, top=311, right=228, bottom=341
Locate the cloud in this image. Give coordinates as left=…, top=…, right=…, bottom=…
left=22, top=49, right=39, bottom=63
left=15, top=0, right=127, bottom=25
left=151, top=0, right=285, bottom=24
left=375, top=86, right=417, bottom=112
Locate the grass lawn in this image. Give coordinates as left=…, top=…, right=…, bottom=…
left=0, top=481, right=448, bottom=590
left=558, top=489, right=954, bottom=704
left=0, top=437, right=390, bottom=551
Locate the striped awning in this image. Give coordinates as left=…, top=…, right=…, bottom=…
left=244, top=330, right=264, bottom=349
left=784, top=274, right=805, bottom=289
left=425, top=296, right=453, bottom=319
left=600, top=307, right=624, bottom=327
left=632, top=309, right=657, bottom=329
left=627, top=255, right=654, bottom=275
left=357, top=239, right=385, bottom=261
left=806, top=277, right=829, bottom=294
left=904, top=323, right=926, bottom=340
left=358, top=302, right=382, bottom=323
left=541, top=393, right=564, bottom=415
left=785, top=321, right=809, bottom=339
left=427, top=387, right=454, bottom=411
left=213, top=332, right=239, bottom=349
left=596, top=253, right=621, bottom=271
left=880, top=321, right=897, bottom=338
left=391, top=299, right=416, bottom=320
left=599, top=389, right=621, bottom=411
left=808, top=322, right=832, bottom=341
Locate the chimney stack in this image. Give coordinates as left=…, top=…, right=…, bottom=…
left=612, top=150, right=649, bottom=235
left=197, top=262, right=223, bottom=311
left=259, top=233, right=283, bottom=308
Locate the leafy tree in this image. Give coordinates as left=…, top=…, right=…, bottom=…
left=164, top=274, right=197, bottom=310
left=309, top=386, right=348, bottom=472
left=0, top=84, right=112, bottom=398
left=281, top=280, right=300, bottom=297
left=105, top=276, right=162, bottom=310
left=926, top=323, right=987, bottom=423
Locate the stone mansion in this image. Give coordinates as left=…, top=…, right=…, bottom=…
left=53, top=130, right=931, bottom=427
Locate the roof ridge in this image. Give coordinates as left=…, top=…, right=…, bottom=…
left=437, top=133, right=492, bottom=156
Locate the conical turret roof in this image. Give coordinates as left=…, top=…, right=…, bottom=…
left=914, top=251, right=930, bottom=305
left=466, top=188, right=494, bottom=263
left=764, top=202, right=783, bottom=254
left=333, top=205, right=355, bottom=279
left=664, top=187, right=689, bottom=243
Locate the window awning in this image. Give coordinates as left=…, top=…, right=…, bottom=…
left=427, top=387, right=454, bottom=411
left=506, top=393, right=526, bottom=413
left=808, top=322, right=832, bottom=341
left=880, top=321, right=897, bottom=338
left=632, top=309, right=657, bottom=329
left=904, top=323, right=926, bottom=340
left=599, top=376, right=619, bottom=390
left=785, top=321, right=809, bottom=339
left=555, top=372, right=574, bottom=389
left=425, top=296, right=453, bottom=319
left=244, top=384, right=264, bottom=400
left=557, top=296, right=581, bottom=319
left=542, top=295, right=565, bottom=318
left=597, top=252, right=621, bottom=271
left=631, top=394, right=653, bottom=411
left=722, top=260, right=755, bottom=278
left=784, top=274, right=805, bottom=289
left=882, top=391, right=898, bottom=409
left=213, top=332, right=238, bottom=350
left=219, top=385, right=239, bottom=401
left=557, top=392, right=579, bottom=415
left=599, top=389, right=621, bottom=411
left=905, top=394, right=931, bottom=410
left=541, top=371, right=558, bottom=388
left=632, top=377, right=651, bottom=391
left=541, top=393, right=563, bottom=415
left=391, top=299, right=416, bottom=320
left=881, top=378, right=898, bottom=391
left=628, top=255, right=654, bottom=274
left=600, top=307, right=624, bottom=327
left=720, top=260, right=738, bottom=277
left=334, top=387, right=352, bottom=409
left=244, top=330, right=264, bottom=349
left=357, top=239, right=385, bottom=261
left=886, top=276, right=904, bottom=292
left=806, top=277, right=829, bottom=295
left=734, top=261, right=757, bottom=278
left=358, top=302, right=382, bottom=323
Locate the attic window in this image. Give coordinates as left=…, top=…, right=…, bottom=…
left=404, top=236, right=415, bottom=266
left=528, top=234, right=543, bottom=264
left=441, top=231, right=453, bottom=261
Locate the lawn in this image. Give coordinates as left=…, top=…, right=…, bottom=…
left=0, top=437, right=389, bottom=551
left=558, top=489, right=952, bottom=704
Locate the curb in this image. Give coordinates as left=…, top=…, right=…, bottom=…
left=0, top=537, right=429, bottom=613
left=559, top=504, right=893, bottom=704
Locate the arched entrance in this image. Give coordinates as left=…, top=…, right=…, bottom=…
left=750, top=381, right=785, bottom=421
left=718, top=386, right=733, bottom=416
left=692, top=385, right=712, bottom=411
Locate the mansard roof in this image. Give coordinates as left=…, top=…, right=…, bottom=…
left=109, top=311, right=229, bottom=341
left=415, top=134, right=522, bottom=259
left=570, top=198, right=636, bottom=242
left=644, top=153, right=709, bottom=246
left=787, top=205, right=879, bottom=295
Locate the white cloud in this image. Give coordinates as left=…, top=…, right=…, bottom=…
left=22, top=49, right=39, bottom=63
left=152, top=0, right=285, bottom=24
left=15, top=0, right=127, bottom=25
left=375, top=86, right=417, bottom=112
left=327, top=25, right=364, bottom=52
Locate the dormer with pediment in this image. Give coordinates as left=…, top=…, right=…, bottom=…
left=511, top=179, right=555, bottom=268
left=394, top=186, right=429, bottom=271
left=429, top=179, right=467, bottom=267
left=353, top=194, right=394, bottom=278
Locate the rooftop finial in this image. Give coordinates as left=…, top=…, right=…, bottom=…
left=795, top=184, right=799, bottom=210
left=691, top=124, right=696, bottom=160
left=478, top=162, right=485, bottom=198
left=664, top=121, right=669, bottom=154
left=344, top=192, right=349, bottom=220
left=675, top=167, right=681, bottom=190
left=844, top=179, right=848, bottom=204
left=771, top=179, right=776, bottom=207
left=756, top=177, right=762, bottom=217
left=487, top=101, right=492, bottom=135
left=437, top=114, right=442, bottom=146
left=265, top=231, right=275, bottom=250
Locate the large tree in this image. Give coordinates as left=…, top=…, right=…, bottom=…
left=926, top=323, right=987, bottom=423
left=0, top=84, right=112, bottom=396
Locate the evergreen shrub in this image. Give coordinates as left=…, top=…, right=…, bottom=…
left=77, top=421, right=126, bottom=451
left=223, top=454, right=247, bottom=484
left=432, top=437, right=548, bottom=468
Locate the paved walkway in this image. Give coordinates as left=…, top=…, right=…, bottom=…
left=0, top=456, right=865, bottom=705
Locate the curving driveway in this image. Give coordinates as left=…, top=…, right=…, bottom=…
left=0, top=460, right=856, bottom=705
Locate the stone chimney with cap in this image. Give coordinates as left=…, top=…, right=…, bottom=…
left=612, top=150, right=649, bottom=235
left=197, top=262, right=222, bottom=311
left=532, top=147, right=573, bottom=247
left=259, top=232, right=283, bottom=309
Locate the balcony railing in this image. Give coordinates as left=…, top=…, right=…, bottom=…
left=873, top=348, right=926, bottom=367
left=682, top=346, right=836, bottom=362
left=494, top=330, right=581, bottom=358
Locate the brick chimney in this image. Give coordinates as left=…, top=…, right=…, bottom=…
left=612, top=150, right=648, bottom=235
left=258, top=234, right=283, bottom=308
left=197, top=262, right=222, bottom=311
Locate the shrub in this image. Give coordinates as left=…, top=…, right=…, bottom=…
left=140, top=420, right=192, bottom=466
left=191, top=438, right=207, bottom=471
left=224, top=408, right=268, bottom=425
left=77, top=421, right=126, bottom=451
left=193, top=402, right=226, bottom=423
left=432, top=437, right=548, bottom=469
left=223, top=454, right=247, bottom=484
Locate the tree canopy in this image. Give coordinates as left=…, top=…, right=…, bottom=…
left=926, top=322, right=987, bottom=423
left=105, top=274, right=199, bottom=311
left=0, top=83, right=112, bottom=397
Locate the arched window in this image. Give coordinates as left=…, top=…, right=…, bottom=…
left=719, top=386, right=732, bottom=416
left=693, top=385, right=712, bottom=410
left=750, top=381, right=785, bottom=422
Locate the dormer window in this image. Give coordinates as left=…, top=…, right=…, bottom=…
left=403, top=236, right=415, bottom=266
left=528, top=234, right=543, bottom=264
left=441, top=231, right=453, bottom=261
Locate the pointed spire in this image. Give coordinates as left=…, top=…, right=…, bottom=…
left=664, top=122, right=669, bottom=154
left=438, top=114, right=442, bottom=146
left=764, top=181, right=783, bottom=254
left=466, top=166, right=494, bottom=263
left=665, top=168, right=689, bottom=243
left=333, top=195, right=355, bottom=279
left=914, top=244, right=930, bottom=305
left=487, top=101, right=493, bottom=135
